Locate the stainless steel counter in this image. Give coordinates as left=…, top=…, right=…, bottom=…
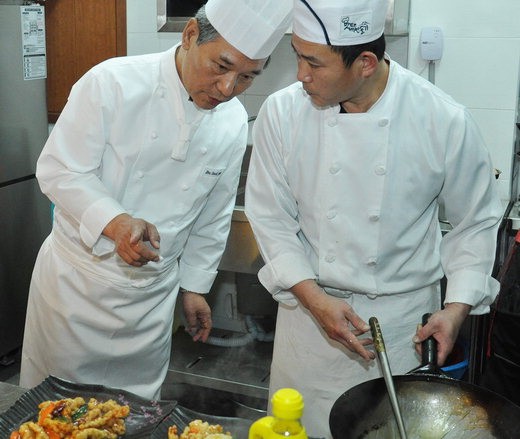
left=163, top=329, right=272, bottom=401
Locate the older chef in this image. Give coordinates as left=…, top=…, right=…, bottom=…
left=20, top=0, right=292, bottom=399
left=244, top=0, right=502, bottom=436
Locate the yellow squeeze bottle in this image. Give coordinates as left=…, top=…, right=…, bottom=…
left=248, top=388, right=308, bottom=439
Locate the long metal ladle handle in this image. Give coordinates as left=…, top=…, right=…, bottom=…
left=369, top=317, right=408, bottom=439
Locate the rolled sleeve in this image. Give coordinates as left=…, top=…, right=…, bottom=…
left=444, top=269, right=500, bottom=315
left=258, top=252, right=316, bottom=299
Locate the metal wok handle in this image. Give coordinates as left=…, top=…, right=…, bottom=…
left=421, top=313, right=437, bottom=367
left=409, top=313, right=451, bottom=377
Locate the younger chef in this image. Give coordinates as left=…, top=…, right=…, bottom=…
left=20, top=0, right=292, bottom=400
left=245, top=0, right=502, bottom=437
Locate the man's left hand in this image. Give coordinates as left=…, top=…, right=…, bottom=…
left=412, top=302, right=471, bottom=366
left=181, top=290, right=212, bottom=342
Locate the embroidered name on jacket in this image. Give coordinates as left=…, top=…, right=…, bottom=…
left=203, top=167, right=224, bottom=177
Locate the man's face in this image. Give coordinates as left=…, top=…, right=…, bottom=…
left=178, top=19, right=267, bottom=110
left=291, top=34, right=362, bottom=108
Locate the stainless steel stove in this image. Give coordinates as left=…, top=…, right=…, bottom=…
left=162, top=325, right=273, bottom=419
left=165, top=328, right=272, bottom=398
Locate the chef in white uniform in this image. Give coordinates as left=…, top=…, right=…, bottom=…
left=20, top=0, right=292, bottom=400
left=245, top=0, right=502, bottom=437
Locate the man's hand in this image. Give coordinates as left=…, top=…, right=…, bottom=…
left=412, top=302, right=471, bottom=365
left=103, top=213, right=160, bottom=266
left=292, top=279, right=375, bottom=361
left=182, top=290, right=212, bottom=342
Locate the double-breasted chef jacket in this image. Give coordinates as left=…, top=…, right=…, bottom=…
left=246, top=56, right=501, bottom=310
left=245, top=56, right=503, bottom=438
left=20, top=44, right=248, bottom=399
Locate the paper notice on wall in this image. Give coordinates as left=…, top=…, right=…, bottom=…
left=20, top=5, right=46, bottom=80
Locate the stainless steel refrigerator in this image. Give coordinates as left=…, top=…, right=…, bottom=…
left=0, top=2, right=52, bottom=361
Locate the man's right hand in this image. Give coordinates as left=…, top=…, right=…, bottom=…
left=291, top=279, right=375, bottom=361
left=102, top=213, right=161, bottom=266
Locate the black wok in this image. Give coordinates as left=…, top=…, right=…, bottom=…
left=329, top=315, right=520, bottom=438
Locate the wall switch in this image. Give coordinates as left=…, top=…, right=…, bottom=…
left=420, top=26, right=444, bottom=61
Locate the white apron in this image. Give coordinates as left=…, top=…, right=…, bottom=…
left=20, top=232, right=179, bottom=400
left=268, top=284, right=441, bottom=439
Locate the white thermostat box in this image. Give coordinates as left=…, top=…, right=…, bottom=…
left=420, top=26, right=444, bottom=61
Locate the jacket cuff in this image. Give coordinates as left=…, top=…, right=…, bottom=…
left=179, top=259, right=218, bottom=294
left=444, top=269, right=500, bottom=315
left=79, top=197, right=126, bottom=248
left=257, top=252, right=316, bottom=296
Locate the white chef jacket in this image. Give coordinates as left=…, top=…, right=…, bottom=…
left=39, top=45, right=247, bottom=292
left=20, top=45, right=248, bottom=398
left=245, top=57, right=501, bottom=313
left=245, top=57, right=502, bottom=438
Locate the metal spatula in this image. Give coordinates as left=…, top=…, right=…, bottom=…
left=369, top=316, right=408, bottom=439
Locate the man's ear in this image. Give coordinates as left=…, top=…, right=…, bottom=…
left=358, top=51, right=379, bottom=77
left=181, top=18, right=199, bottom=49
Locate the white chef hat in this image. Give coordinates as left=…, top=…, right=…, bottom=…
left=205, top=0, right=292, bottom=60
left=293, top=0, right=389, bottom=46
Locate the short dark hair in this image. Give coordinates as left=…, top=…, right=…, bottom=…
left=330, top=33, right=386, bottom=68
left=194, top=6, right=220, bottom=45
left=193, top=5, right=271, bottom=67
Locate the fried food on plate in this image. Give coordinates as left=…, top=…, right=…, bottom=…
left=10, top=397, right=130, bottom=439
left=167, top=419, right=232, bottom=439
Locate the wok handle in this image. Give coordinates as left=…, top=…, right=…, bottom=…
left=421, top=313, right=437, bottom=367
left=409, top=313, right=450, bottom=377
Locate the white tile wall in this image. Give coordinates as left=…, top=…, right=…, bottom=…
left=408, top=0, right=520, bottom=201
left=408, top=38, right=519, bottom=110
left=471, top=108, right=518, bottom=198
left=240, top=34, right=297, bottom=110
left=126, top=0, right=520, bottom=200
left=126, top=0, right=157, bottom=33
left=408, top=0, right=520, bottom=39
left=126, top=0, right=180, bottom=54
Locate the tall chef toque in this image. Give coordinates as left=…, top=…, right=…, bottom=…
left=293, top=0, right=389, bottom=46
left=205, top=0, right=292, bottom=60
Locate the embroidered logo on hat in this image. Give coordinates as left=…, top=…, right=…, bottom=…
left=293, top=0, right=389, bottom=46
left=340, top=11, right=372, bottom=37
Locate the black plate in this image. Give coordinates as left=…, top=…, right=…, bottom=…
left=0, top=376, right=176, bottom=439
left=152, top=405, right=252, bottom=439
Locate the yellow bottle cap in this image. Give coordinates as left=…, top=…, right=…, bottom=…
left=271, top=388, right=304, bottom=420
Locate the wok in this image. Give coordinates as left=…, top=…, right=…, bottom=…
left=329, top=316, right=520, bottom=438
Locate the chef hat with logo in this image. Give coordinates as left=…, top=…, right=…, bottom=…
left=293, top=0, right=389, bottom=46
left=205, top=0, right=292, bottom=60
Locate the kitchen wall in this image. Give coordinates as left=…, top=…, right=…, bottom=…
left=126, top=0, right=520, bottom=202
left=408, top=0, right=520, bottom=203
